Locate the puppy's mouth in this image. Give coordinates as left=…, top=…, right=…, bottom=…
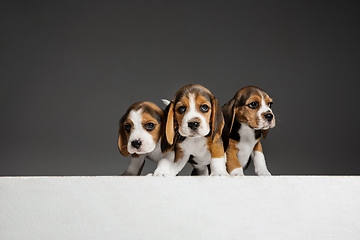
left=188, top=131, right=202, bottom=137
left=179, top=128, right=203, bottom=138
left=130, top=148, right=154, bottom=155
left=128, top=142, right=156, bottom=155
left=254, top=122, right=275, bottom=130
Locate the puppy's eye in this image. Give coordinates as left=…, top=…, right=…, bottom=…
left=268, top=102, right=273, bottom=108
left=200, top=104, right=209, bottom=113
left=144, top=123, right=156, bottom=131
left=247, top=101, right=259, bottom=109
left=177, top=106, right=186, bottom=114
left=124, top=124, right=131, bottom=133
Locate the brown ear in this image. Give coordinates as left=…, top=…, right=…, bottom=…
left=221, top=98, right=236, bottom=133
left=211, top=96, right=225, bottom=142
left=262, top=129, right=269, bottom=139
left=118, top=116, right=130, bottom=156
left=161, top=101, right=176, bottom=152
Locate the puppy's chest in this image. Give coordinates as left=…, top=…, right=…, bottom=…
left=179, top=137, right=210, bottom=160
left=235, top=124, right=259, bottom=152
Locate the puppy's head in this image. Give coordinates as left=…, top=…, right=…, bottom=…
left=162, top=84, right=224, bottom=149
left=118, top=102, right=163, bottom=156
left=222, top=86, right=275, bottom=137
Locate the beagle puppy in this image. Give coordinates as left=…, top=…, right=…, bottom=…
left=118, top=101, right=174, bottom=175
left=154, top=84, right=229, bottom=176
left=222, top=86, right=275, bottom=176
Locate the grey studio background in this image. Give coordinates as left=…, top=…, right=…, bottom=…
left=1, top=1, right=359, bottom=176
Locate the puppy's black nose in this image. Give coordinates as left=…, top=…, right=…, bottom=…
left=131, top=140, right=142, bottom=149
left=188, top=121, right=200, bottom=130
left=264, top=113, right=273, bottom=122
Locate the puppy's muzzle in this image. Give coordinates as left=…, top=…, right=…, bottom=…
left=264, top=113, right=273, bottom=122
left=131, top=139, right=142, bottom=149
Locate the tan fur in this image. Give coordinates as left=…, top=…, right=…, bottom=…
left=210, top=97, right=224, bottom=142
left=142, top=112, right=162, bottom=142
left=207, top=137, right=225, bottom=158
left=118, top=126, right=130, bottom=156
left=165, top=102, right=175, bottom=145
left=253, top=141, right=263, bottom=153
left=174, top=145, right=184, bottom=163
left=225, top=139, right=241, bottom=173
left=195, top=95, right=212, bottom=127
left=174, top=96, right=190, bottom=129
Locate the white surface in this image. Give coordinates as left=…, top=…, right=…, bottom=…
left=1, top=176, right=359, bottom=240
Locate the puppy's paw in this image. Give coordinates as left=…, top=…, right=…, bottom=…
left=230, top=168, right=244, bottom=177
left=256, top=170, right=271, bottom=176
left=153, top=170, right=171, bottom=177
left=210, top=171, right=230, bottom=177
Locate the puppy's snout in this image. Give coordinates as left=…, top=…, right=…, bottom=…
left=264, top=113, right=273, bottom=122
left=131, top=139, right=142, bottom=149
left=188, top=121, right=200, bottom=130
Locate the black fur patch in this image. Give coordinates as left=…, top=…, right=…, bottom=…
left=221, top=124, right=229, bottom=151
left=255, top=130, right=262, bottom=139
left=188, top=155, right=197, bottom=165
left=243, top=156, right=252, bottom=170
left=142, top=105, right=161, bottom=124
left=229, top=120, right=241, bottom=141
left=237, top=88, right=258, bottom=107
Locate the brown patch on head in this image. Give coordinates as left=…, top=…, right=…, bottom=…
left=118, top=101, right=163, bottom=156
left=195, top=94, right=212, bottom=126
left=236, top=91, right=263, bottom=129
left=141, top=111, right=162, bottom=143
left=174, top=95, right=190, bottom=131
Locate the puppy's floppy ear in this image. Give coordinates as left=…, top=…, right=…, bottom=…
left=210, top=96, right=225, bottom=142
left=118, top=115, right=130, bottom=156
left=221, top=98, right=236, bottom=133
left=161, top=101, right=175, bottom=152
left=262, top=129, right=269, bottom=139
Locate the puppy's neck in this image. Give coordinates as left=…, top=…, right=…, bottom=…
left=230, top=121, right=260, bottom=142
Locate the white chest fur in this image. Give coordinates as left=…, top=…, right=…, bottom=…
left=179, top=136, right=211, bottom=165
left=236, top=123, right=259, bottom=167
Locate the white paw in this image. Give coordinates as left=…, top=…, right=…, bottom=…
left=153, top=170, right=171, bottom=177
left=146, top=173, right=154, bottom=176
left=210, top=171, right=230, bottom=177
left=256, top=170, right=271, bottom=176
left=230, top=168, right=244, bottom=177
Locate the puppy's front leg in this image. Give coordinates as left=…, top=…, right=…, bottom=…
left=226, top=140, right=244, bottom=176
left=209, top=139, right=229, bottom=176
left=153, top=151, right=188, bottom=176
left=252, top=141, right=271, bottom=176
left=153, top=154, right=175, bottom=177
left=121, top=154, right=146, bottom=176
